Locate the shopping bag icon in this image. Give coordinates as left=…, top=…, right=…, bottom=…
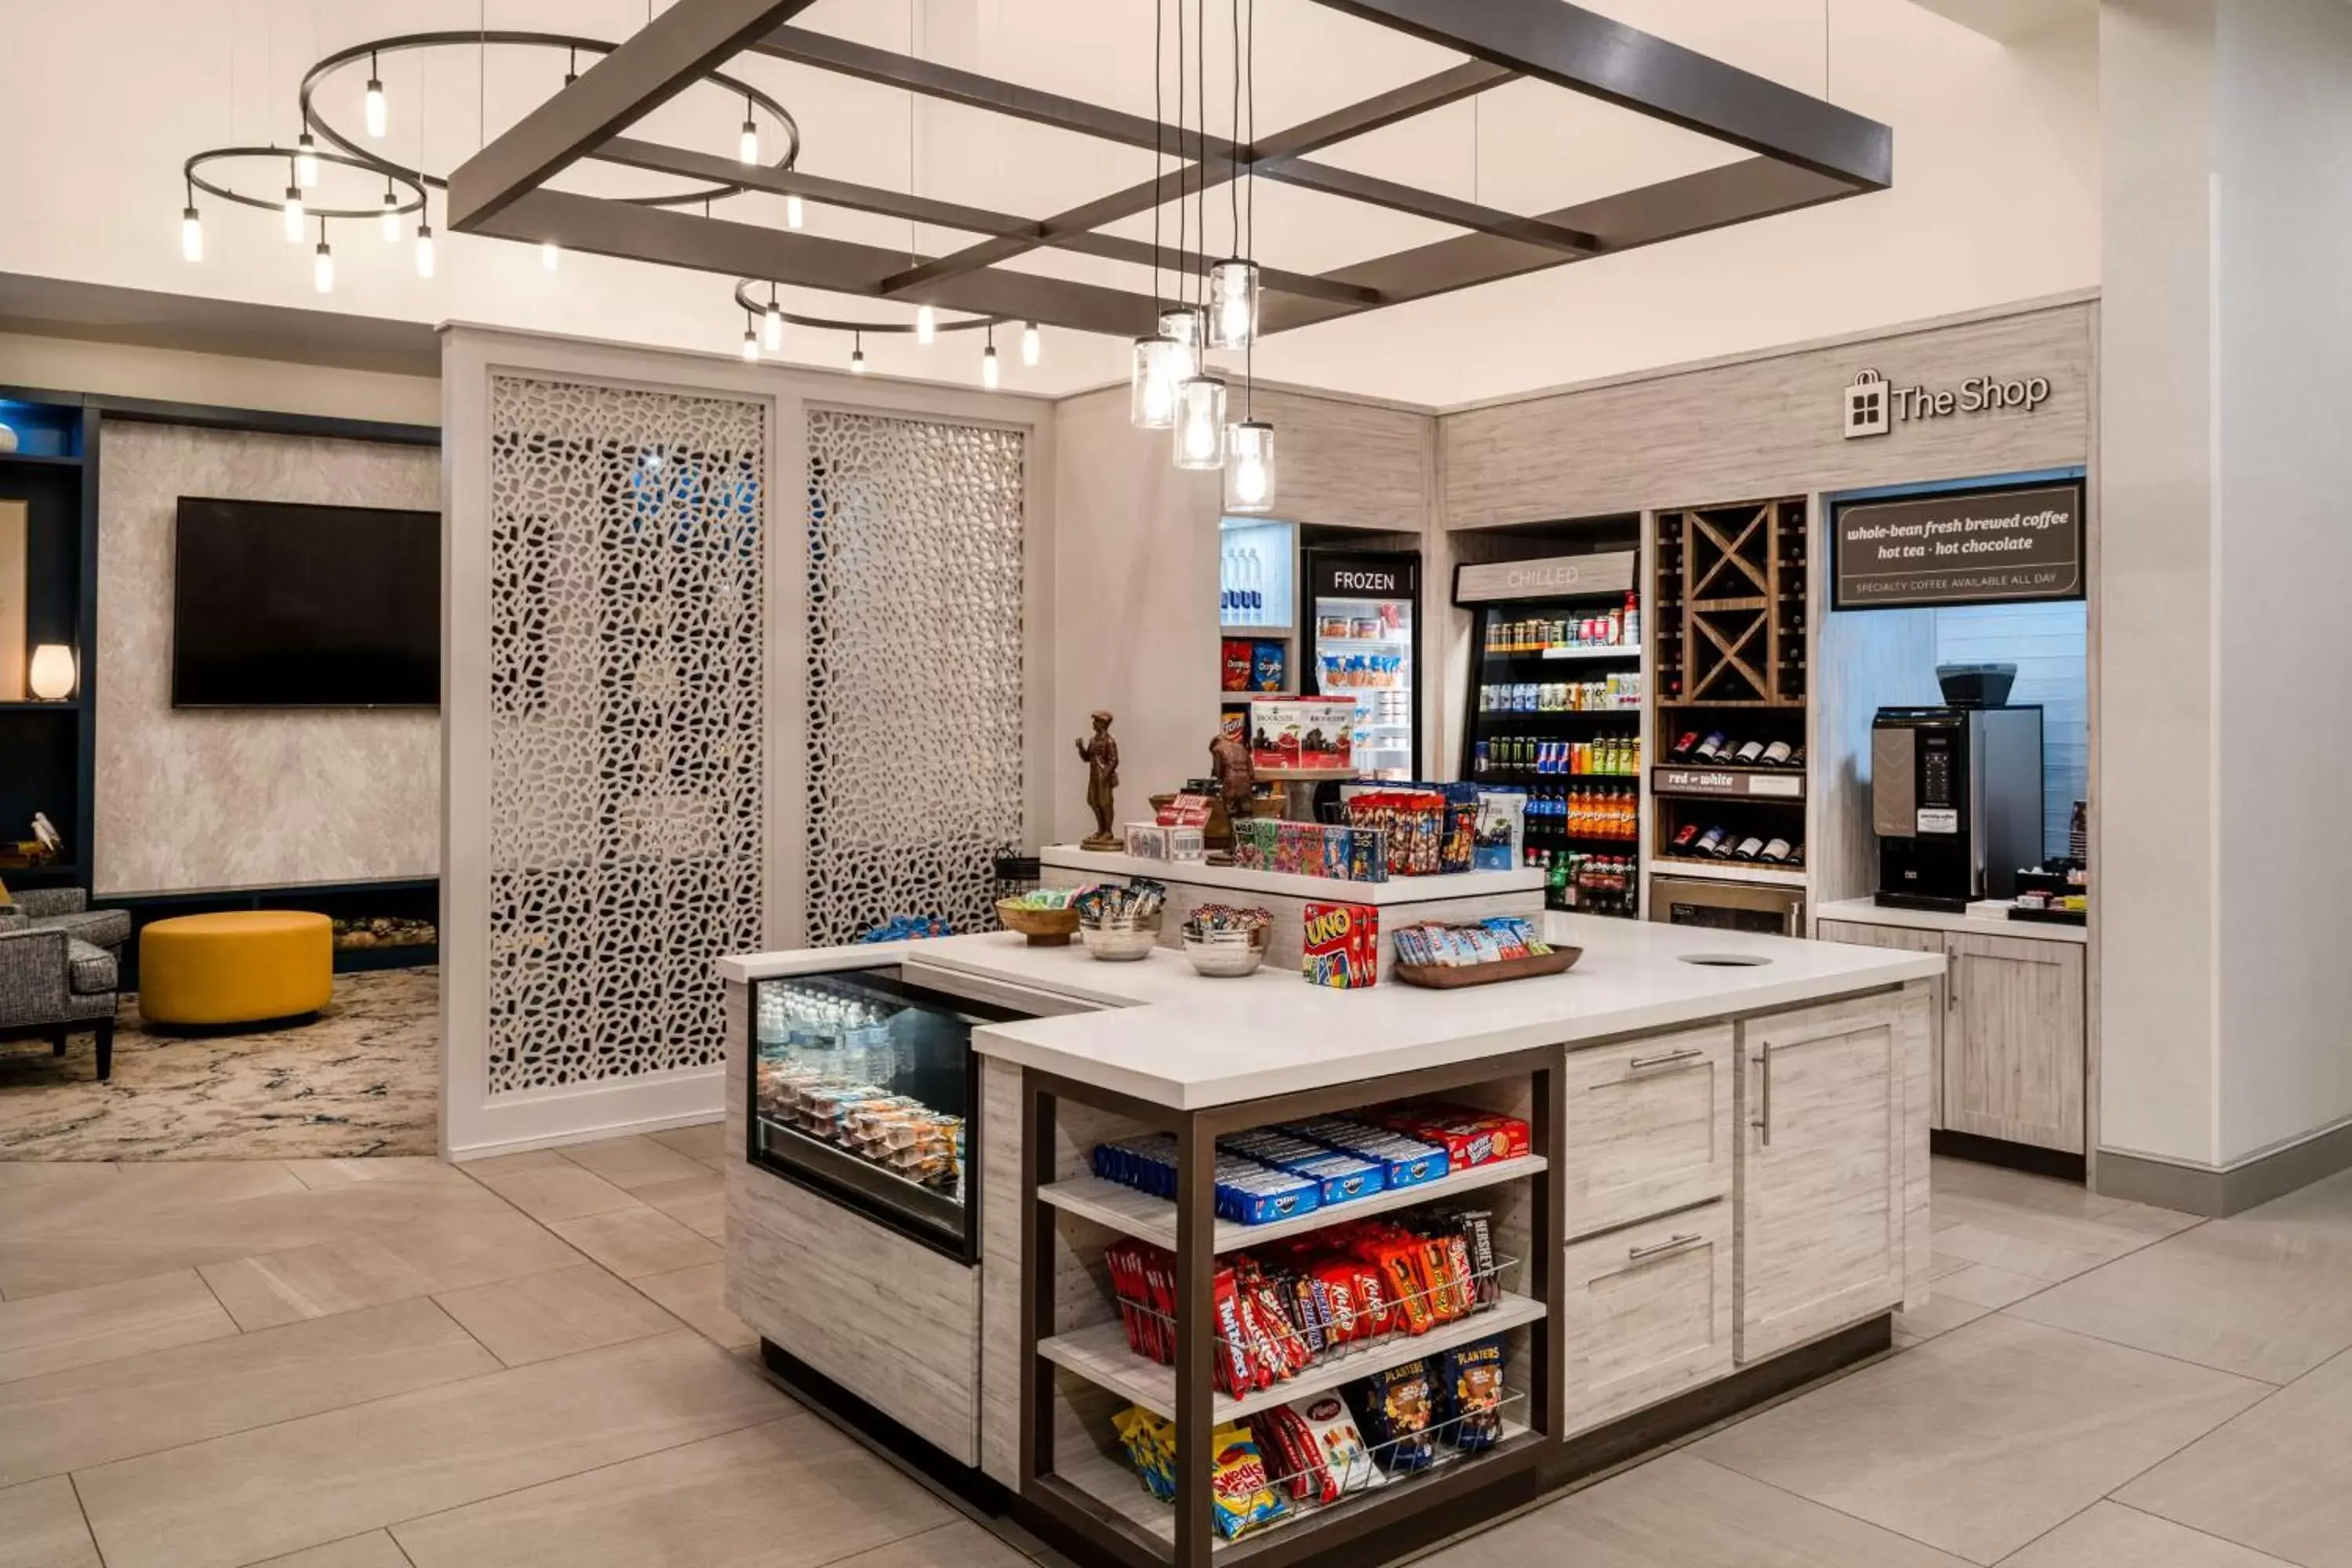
left=1845, top=370, right=1891, bottom=439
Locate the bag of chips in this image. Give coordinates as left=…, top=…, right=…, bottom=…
left=1209, top=1423, right=1289, bottom=1539
left=1436, top=1338, right=1506, bottom=1451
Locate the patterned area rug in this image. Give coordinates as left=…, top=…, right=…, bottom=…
left=0, top=967, right=437, bottom=1160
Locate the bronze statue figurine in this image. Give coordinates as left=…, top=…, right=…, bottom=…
left=1076, top=710, right=1121, bottom=850
left=1208, top=730, right=1256, bottom=827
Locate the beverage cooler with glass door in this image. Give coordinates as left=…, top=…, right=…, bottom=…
left=746, top=964, right=1040, bottom=1262
left=1303, top=549, right=1419, bottom=780
left=1455, top=549, right=1645, bottom=917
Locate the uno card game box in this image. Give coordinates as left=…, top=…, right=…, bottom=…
left=1301, top=901, right=1378, bottom=989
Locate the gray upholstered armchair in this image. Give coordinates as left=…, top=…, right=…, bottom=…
left=0, top=888, right=125, bottom=1080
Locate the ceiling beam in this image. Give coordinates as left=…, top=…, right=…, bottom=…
left=469, top=187, right=1168, bottom=337
left=1305, top=0, right=1890, bottom=190
left=596, top=136, right=1381, bottom=307
left=1257, top=161, right=1599, bottom=256
left=448, top=0, right=819, bottom=230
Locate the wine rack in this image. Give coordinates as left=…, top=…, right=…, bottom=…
left=1654, top=499, right=1807, bottom=707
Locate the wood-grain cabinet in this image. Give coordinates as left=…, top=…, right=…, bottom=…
left=1818, top=919, right=2085, bottom=1155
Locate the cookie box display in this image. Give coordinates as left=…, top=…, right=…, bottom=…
left=1249, top=698, right=1356, bottom=773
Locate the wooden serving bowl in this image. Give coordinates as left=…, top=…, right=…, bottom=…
left=996, top=901, right=1080, bottom=946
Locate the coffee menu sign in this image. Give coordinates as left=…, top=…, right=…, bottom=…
left=1831, top=481, right=2085, bottom=611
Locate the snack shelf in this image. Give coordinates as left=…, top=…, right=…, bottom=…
left=1222, top=623, right=1296, bottom=639
left=1037, top=1290, right=1546, bottom=1424
left=1477, top=644, right=1638, bottom=662
left=1053, top=1408, right=1537, bottom=1553
left=1037, top=1153, right=1548, bottom=1253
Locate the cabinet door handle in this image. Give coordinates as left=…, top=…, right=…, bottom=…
left=1627, top=1232, right=1705, bottom=1262
left=1627, top=1047, right=1705, bottom=1073
left=1752, top=1044, right=1773, bottom=1145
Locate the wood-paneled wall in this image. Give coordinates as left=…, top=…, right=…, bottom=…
left=1242, top=384, right=1435, bottom=535
left=1440, top=299, right=2096, bottom=528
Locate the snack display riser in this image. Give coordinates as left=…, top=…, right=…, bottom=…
left=1018, top=1051, right=1559, bottom=1568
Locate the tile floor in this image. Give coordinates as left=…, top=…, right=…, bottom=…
left=2, top=1140, right=2347, bottom=1567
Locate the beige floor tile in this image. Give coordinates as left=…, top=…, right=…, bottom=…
left=1936, top=1189, right=2198, bottom=1254
left=434, top=1263, right=682, bottom=1367
left=0, top=1296, right=495, bottom=1486
left=1696, top=1314, right=2267, bottom=1565
left=462, top=1149, right=569, bottom=1177
left=0, top=1475, right=100, bottom=1568
left=823, top=1520, right=1035, bottom=1568
left=547, top=1206, right=721, bottom=1279
left=650, top=1122, right=728, bottom=1170
left=201, top=1240, right=440, bottom=1332
left=2118, top=1341, right=2352, bottom=1567
left=2002, top=1502, right=2292, bottom=1567
left=1930, top=1261, right=2044, bottom=1312
left=393, top=1413, right=950, bottom=1567
left=282, top=1157, right=476, bottom=1191
left=474, top=1165, right=641, bottom=1223
left=0, top=1180, right=514, bottom=1299
left=245, top=1532, right=416, bottom=1568
left=1893, top=1328, right=1927, bottom=1350
left=1929, top=1221, right=2132, bottom=1285
left=1926, top=1252, right=1975, bottom=1282
left=2009, top=1210, right=2352, bottom=1384
left=0, top=1162, right=303, bottom=1242
left=558, top=1134, right=711, bottom=1191
left=1893, top=1293, right=1991, bottom=1341
left=196, top=1210, right=586, bottom=1333
left=74, top=1330, right=789, bottom=1568
left=631, top=1262, right=754, bottom=1349
left=0, top=1269, right=236, bottom=1383
left=635, top=1172, right=726, bottom=1240
left=1931, top=1157, right=2142, bottom=1221
left=1415, top=1450, right=1972, bottom=1567
left=0, top=1162, right=118, bottom=1191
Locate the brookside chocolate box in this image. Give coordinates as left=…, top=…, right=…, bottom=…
left=1302, top=901, right=1379, bottom=989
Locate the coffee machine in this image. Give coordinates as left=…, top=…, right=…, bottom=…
left=1871, top=693, right=2045, bottom=913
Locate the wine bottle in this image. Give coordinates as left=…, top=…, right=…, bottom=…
left=1731, top=835, right=1766, bottom=861
left=1671, top=731, right=1700, bottom=760
left=1732, top=739, right=1766, bottom=765
left=1759, top=739, right=1794, bottom=767
left=1671, top=823, right=1702, bottom=852
left=1756, top=837, right=1794, bottom=863
left=1693, top=825, right=1730, bottom=857
left=1693, top=731, right=1729, bottom=761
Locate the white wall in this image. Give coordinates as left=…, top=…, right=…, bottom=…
left=0, top=0, right=2100, bottom=410
left=2099, top=0, right=2352, bottom=1173
left=2210, top=0, right=2352, bottom=1166
left=0, top=332, right=439, bottom=426
left=1933, top=601, right=2087, bottom=860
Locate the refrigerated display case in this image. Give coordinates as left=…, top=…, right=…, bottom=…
left=1304, top=548, right=1419, bottom=780
left=1454, top=549, right=1644, bottom=917
left=746, top=965, right=1037, bottom=1262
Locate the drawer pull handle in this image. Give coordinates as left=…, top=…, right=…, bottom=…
left=1627, top=1047, right=1705, bottom=1073
left=1753, top=1044, right=1773, bottom=1145
left=1627, top=1232, right=1704, bottom=1262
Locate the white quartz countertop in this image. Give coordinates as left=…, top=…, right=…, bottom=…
left=1036, top=846, right=1544, bottom=906
left=1815, top=896, right=2088, bottom=946
left=720, top=915, right=1943, bottom=1111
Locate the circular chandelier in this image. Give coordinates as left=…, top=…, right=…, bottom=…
left=179, top=146, right=428, bottom=290
left=176, top=30, right=800, bottom=285
left=728, top=278, right=1037, bottom=383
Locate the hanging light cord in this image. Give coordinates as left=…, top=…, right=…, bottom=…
left=1174, top=0, right=1187, bottom=312
left=1152, top=0, right=1163, bottom=312
left=1244, top=0, right=1254, bottom=413
left=1229, top=0, right=1240, bottom=257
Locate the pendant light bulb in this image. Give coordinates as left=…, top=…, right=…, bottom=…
left=849, top=334, right=868, bottom=374
left=414, top=222, right=436, bottom=278
left=915, top=304, right=937, bottom=347
left=1021, top=321, right=1041, bottom=368
left=314, top=236, right=334, bottom=296
left=1209, top=258, right=1261, bottom=350
left=982, top=340, right=1000, bottom=391
left=763, top=301, right=784, bottom=352
left=541, top=240, right=560, bottom=271
left=739, top=103, right=760, bottom=166
left=282, top=185, right=305, bottom=242
left=1225, top=421, right=1277, bottom=512
left=1129, top=335, right=1178, bottom=430
left=741, top=325, right=760, bottom=364
left=786, top=194, right=804, bottom=229
left=380, top=191, right=400, bottom=244
left=294, top=133, right=320, bottom=188
left=1157, top=306, right=1204, bottom=382
left=365, top=62, right=388, bottom=139
left=1173, top=377, right=1229, bottom=470
left=180, top=205, right=203, bottom=263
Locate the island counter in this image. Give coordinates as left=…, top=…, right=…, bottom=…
left=719, top=915, right=1943, bottom=1568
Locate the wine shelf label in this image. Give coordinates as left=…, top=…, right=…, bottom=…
left=1652, top=766, right=1806, bottom=800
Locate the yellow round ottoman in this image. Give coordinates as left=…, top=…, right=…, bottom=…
left=139, top=911, right=335, bottom=1028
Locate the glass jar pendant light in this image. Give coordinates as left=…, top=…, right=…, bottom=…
left=1209, top=259, right=1259, bottom=350
left=1158, top=305, right=1206, bottom=382
left=1130, top=335, right=1180, bottom=430
left=1225, top=419, right=1276, bottom=511
left=1174, top=376, right=1228, bottom=470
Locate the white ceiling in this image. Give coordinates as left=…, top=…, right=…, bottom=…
left=0, top=0, right=2100, bottom=406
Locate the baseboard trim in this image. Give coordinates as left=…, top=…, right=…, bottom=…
left=1932, top=1129, right=2087, bottom=1185
left=2096, top=1120, right=2352, bottom=1216
left=442, top=1109, right=722, bottom=1162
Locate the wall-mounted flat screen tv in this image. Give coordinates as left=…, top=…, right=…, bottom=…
left=172, top=497, right=440, bottom=708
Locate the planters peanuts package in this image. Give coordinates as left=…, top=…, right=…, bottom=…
left=1302, top=902, right=1379, bottom=989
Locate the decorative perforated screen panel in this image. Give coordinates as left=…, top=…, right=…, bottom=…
left=805, top=410, right=1025, bottom=946
left=485, top=375, right=767, bottom=1094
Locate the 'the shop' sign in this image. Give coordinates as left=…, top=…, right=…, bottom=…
left=1843, top=368, right=2054, bottom=440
